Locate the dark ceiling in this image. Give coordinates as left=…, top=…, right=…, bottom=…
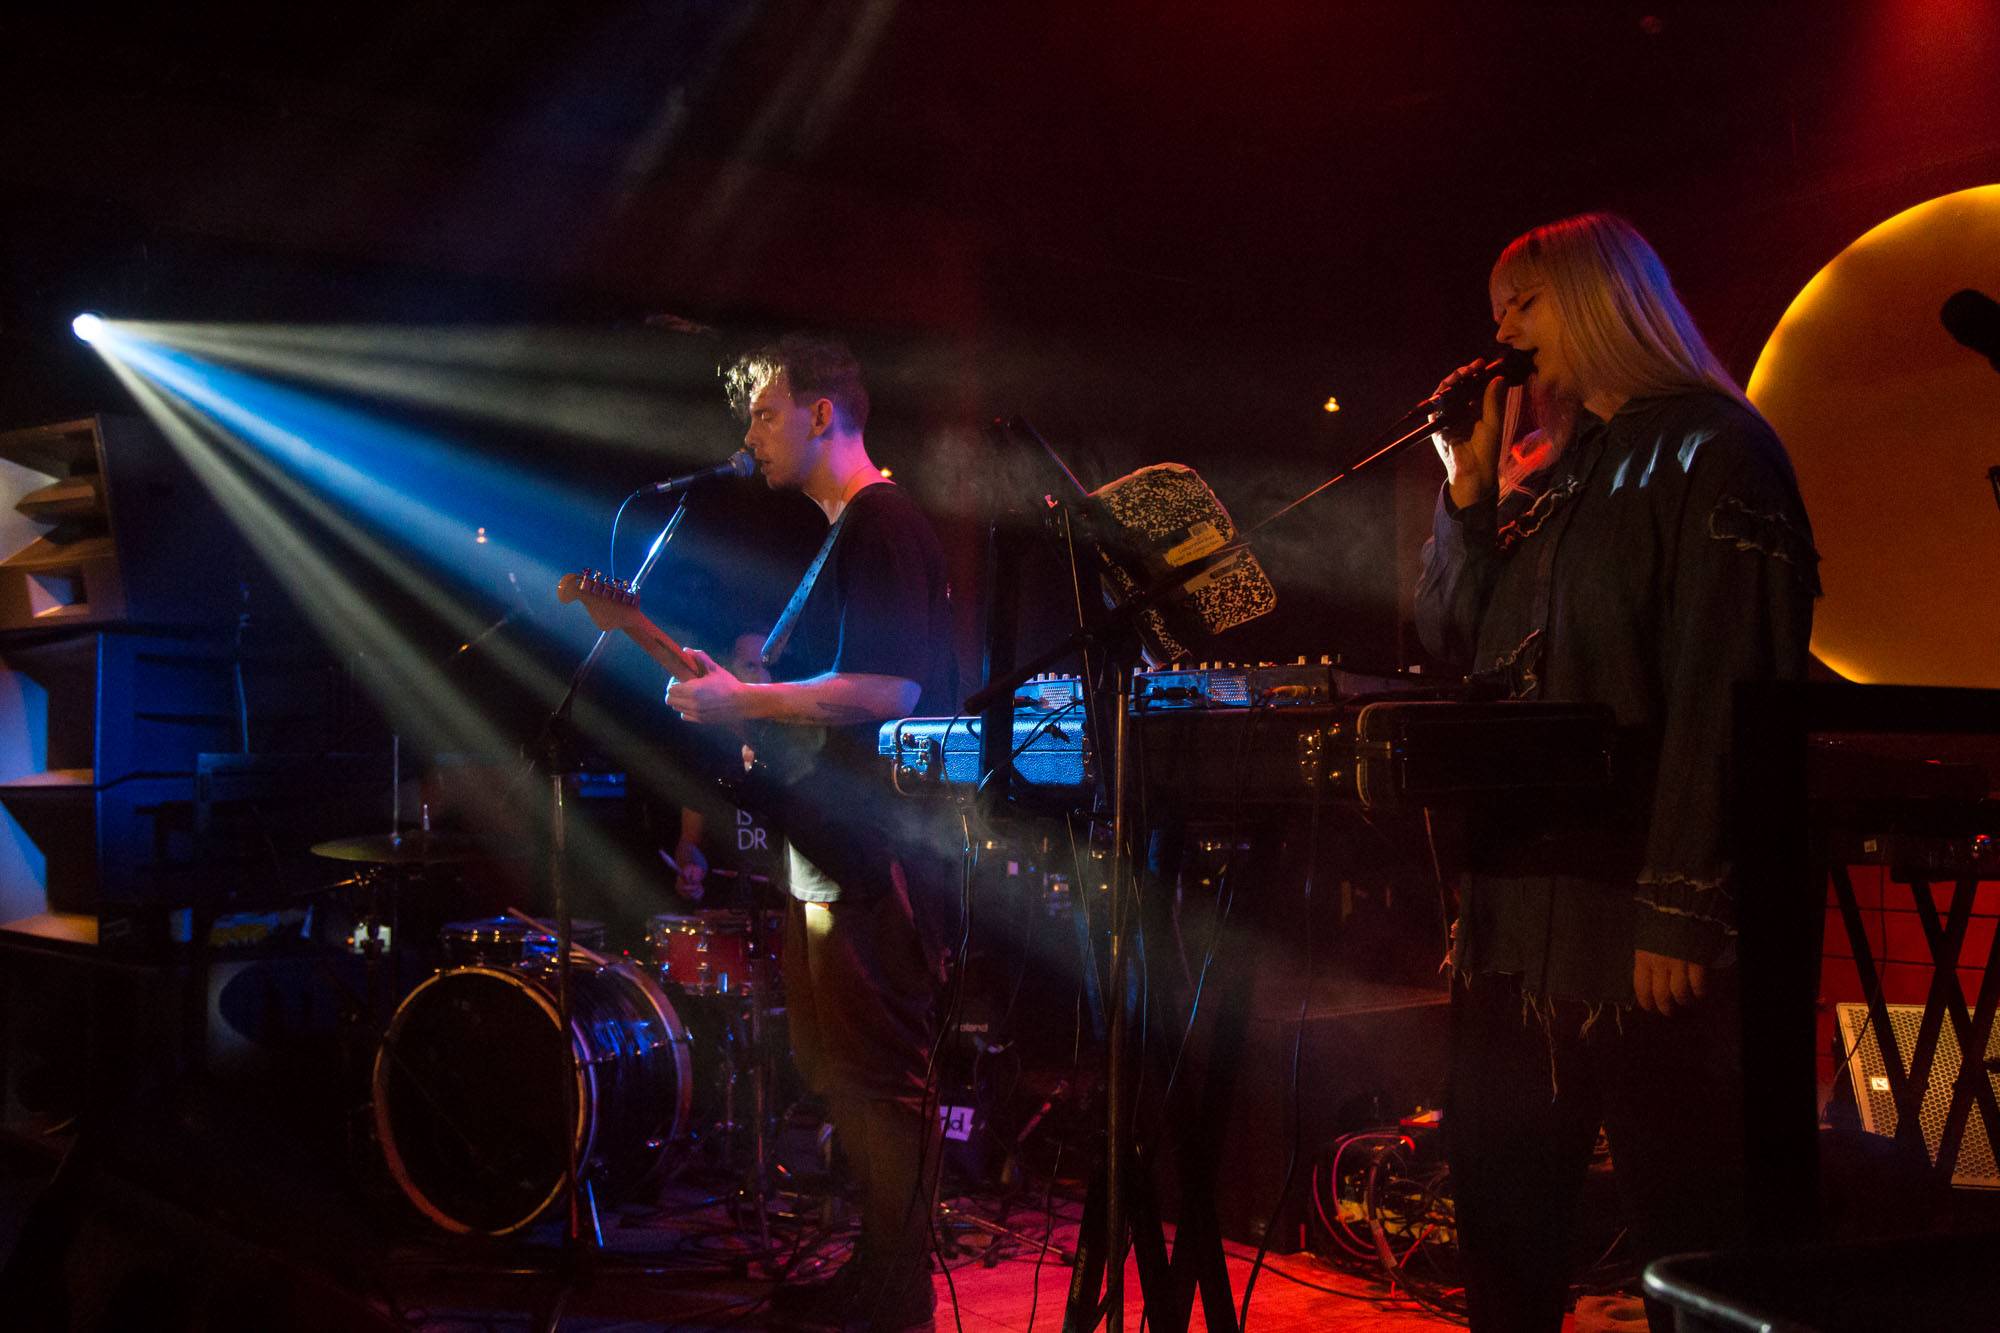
left=8, top=4, right=1995, bottom=336
left=1, top=0, right=1996, bottom=663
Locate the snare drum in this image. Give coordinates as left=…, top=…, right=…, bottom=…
left=373, top=958, right=691, bottom=1235
left=646, top=910, right=768, bottom=995
left=439, top=915, right=605, bottom=969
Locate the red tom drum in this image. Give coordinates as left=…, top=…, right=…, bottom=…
left=646, top=910, right=780, bottom=996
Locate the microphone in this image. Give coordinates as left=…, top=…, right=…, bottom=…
left=1941, top=289, right=2000, bottom=373
left=650, top=449, right=755, bottom=494
left=1412, top=345, right=1538, bottom=431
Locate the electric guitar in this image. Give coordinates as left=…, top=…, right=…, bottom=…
left=557, top=569, right=708, bottom=682
left=555, top=571, right=832, bottom=853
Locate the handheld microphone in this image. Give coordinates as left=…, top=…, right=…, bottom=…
left=1941, top=289, right=2000, bottom=373
left=650, top=450, right=755, bottom=494
left=1413, top=345, right=1538, bottom=432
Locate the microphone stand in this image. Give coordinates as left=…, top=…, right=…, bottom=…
left=975, top=393, right=1473, bottom=1333
left=532, top=493, right=692, bottom=1332
left=1239, top=410, right=1450, bottom=543
left=972, top=420, right=1266, bottom=1333
left=1237, top=354, right=1531, bottom=544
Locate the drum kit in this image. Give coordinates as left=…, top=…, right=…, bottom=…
left=307, top=828, right=792, bottom=1241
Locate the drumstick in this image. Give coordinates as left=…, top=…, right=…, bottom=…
left=655, top=848, right=747, bottom=879
left=504, top=906, right=612, bottom=969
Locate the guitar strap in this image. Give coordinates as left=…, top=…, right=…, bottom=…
left=759, top=507, right=851, bottom=672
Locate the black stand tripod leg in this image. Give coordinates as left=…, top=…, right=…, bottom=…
left=1170, top=828, right=1272, bottom=1333
left=1103, top=818, right=1250, bottom=1333
left=1063, top=1171, right=1111, bottom=1333
left=1123, top=1156, right=1182, bottom=1330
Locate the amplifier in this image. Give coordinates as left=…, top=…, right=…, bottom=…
left=882, top=675, right=1617, bottom=812
left=1135, top=699, right=1615, bottom=810
left=884, top=696, right=1616, bottom=808
left=1131, top=658, right=1422, bottom=711
left=1837, top=1002, right=2000, bottom=1188
left=881, top=676, right=1092, bottom=797
left=1324, top=699, right=1618, bottom=810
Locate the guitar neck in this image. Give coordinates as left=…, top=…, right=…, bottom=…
left=556, top=573, right=706, bottom=679
left=621, top=615, right=700, bottom=679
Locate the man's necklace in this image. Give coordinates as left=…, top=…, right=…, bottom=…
left=828, top=467, right=887, bottom=516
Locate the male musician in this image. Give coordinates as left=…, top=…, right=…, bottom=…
left=1416, top=214, right=1818, bottom=1332
left=665, top=334, right=957, bottom=1333
left=669, top=629, right=783, bottom=908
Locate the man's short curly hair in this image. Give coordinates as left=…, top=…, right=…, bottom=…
left=723, top=334, right=870, bottom=433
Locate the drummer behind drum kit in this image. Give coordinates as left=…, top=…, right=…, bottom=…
left=309, top=827, right=791, bottom=1238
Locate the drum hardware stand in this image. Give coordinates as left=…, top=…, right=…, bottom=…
left=345, top=864, right=395, bottom=1174
left=311, top=857, right=419, bottom=1184
left=736, top=979, right=776, bottom=1250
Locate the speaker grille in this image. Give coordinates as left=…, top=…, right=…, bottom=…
left=1836, top=1002, right=2000, bottom=1188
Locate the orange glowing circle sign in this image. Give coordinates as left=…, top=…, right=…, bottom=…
left=1748, top=185, right=2000, bottom=688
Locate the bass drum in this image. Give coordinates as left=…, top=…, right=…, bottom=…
left=373, top=961, right=693, bottom=1235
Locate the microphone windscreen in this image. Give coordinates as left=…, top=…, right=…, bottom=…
left=1494, top=344, right=1537, bottom=384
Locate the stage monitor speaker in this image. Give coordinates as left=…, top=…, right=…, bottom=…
left=1836, top=1001, right=2000, bottom=1188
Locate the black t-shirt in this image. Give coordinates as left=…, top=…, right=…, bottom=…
left=765, top=482, right=957, bottom=900
left=682, top=786, right=785, bottom=904
left=767, top=483, right=956, bottom=720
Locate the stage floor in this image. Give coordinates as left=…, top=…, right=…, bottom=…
left=377, top=1191, right=1470, bottom=1331
left=0, top=1122, right=1645, bottom=1331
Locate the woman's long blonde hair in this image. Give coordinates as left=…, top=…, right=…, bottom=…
left=1492, top=213, right=1752, bottom=449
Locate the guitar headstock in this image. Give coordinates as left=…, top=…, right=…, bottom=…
left=556, top=569, right=643, bottom=631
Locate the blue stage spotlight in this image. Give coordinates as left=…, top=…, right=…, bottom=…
left=72, top=312, right=106, bottom=344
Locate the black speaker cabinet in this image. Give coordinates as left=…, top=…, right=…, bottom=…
left=0, top=414, right=287, bottom=929
left=0, top=414, right=244, bottom=631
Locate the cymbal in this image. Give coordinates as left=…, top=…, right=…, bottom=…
left=309, top=831, right=492, bottom=864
